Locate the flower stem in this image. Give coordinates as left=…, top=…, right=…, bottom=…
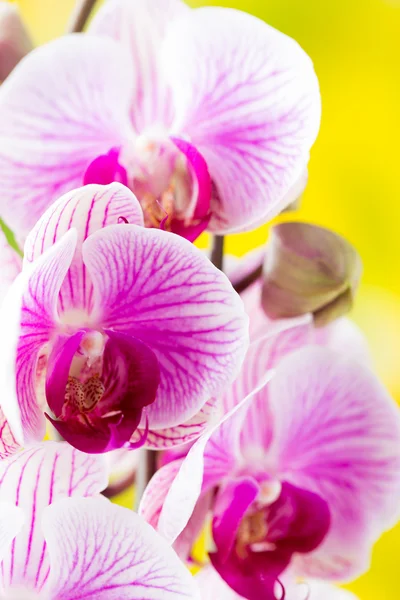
left=134, top=449, right=158, bottom=510
left=67, top=0, right=97, bottom=33
left=210, top=235, right=224, bottom=271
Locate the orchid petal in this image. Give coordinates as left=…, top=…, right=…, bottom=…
left=0, top=35, right=134, bottom=240
left=0, top=229, right=21, bottom=305
left=0, top=407, right=20, bottom=459
left=222, top=319, right=312, bottom=458
left=0, top=229, right=77, bottom=444
left=225, top=248, right=265, bottom=289
left=45, top=331, right=86, bottom=418
left=154, top=370, right=274, bottom=546
left=212, top=477, right=260, bottom=562
left=0, top=442, right=107, bottom=593
left=43, top=496, right=200, bottom=599
left=314, top=317, right=371, bottom=366
left=24, top=182, right=143, bottom=314
left=140, top=460, right=182, bottom=529
left=268, top=347, right=400, bottom=580
left=169, top=137, right=212, bottom=242
left=164, top=8, right=320, bottom=233
left=173, top=491, right=213, bottom=561
left=0, top=503, right=24, bottom=564
left=82, top=224, right=248, bottom=428
left=83, top=148, right=128, bottom=186
left=89, top=0, right=189, bottom=132
left=134, top=397, right=219, bottom=450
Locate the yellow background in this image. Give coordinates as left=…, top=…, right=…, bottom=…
left=9, top=0, right=400, bottom=597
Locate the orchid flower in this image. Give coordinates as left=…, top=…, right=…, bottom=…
left=196, top=566, right=359, bottom=600
left=0, top=442, right=200, bottom=599
left=140, top=331, right=400, bottom=600
left=0, top=183, right=248, bottom=454
left=0, top=0, right=320, bottom=242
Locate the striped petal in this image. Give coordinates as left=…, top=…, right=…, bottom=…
left=24, top=183, right=144, bottom=314
left=0, top=407, right=19, bottom=460
left=268, top=347, right=400, bottom=580
left=164, top=8, right=320, bottom=233
left=0, top=230, right=77, bottom=445
left=0, top=442, right=107, bottom=594
left=0, top=503, right=24, bottom=564
left=0, top=229, right=21, bottom=305
left=143, top=371, right=274, bottom=547
left=132, top=397, right=220, bottom=450
left=0, top=35, right=134, bottom=241
left=89, top=0, right=189, bottom=132
left=43, top=496, right=200, bottom=599
left=82, top=224, right=249, bottom=429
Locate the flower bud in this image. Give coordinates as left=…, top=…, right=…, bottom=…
left=261, top=222, right=362, bottom=326
left=0, top=3, right=32, bottom=82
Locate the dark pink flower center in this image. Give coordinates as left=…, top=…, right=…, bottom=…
left=83, top=137, right=212, bottom=242
left=210, top=480, right=330, bottom=600
left=44, top=329, right=160, bottom=453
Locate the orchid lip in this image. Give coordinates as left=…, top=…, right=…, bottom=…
left=45, top=328, right=160, bottom=453
left=210, top=480, right=330, bottom=599
left=84, top=136, right=212, bottom=242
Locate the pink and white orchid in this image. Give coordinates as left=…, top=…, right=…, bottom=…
left=196, top=566, right=358, bottom=600
left=140, top=329, right=400, bottom=600
left=0, top=442, right=200, bottom=599
left=0, top=183, right=248, bottom=454
left=0, top=0, right=320, bottom=242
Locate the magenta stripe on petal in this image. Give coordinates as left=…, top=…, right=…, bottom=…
left=0, top=443, right=107, bottom=593
left=43, top=496, right=200, bottom=599
left=82, top=224, right=249, bottom=429
left=24, top=183, right=144, bottom=314
left=0, top=230, right=77, bottom=445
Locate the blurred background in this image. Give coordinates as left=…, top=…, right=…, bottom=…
left=9, top=0, right=400, bottom=597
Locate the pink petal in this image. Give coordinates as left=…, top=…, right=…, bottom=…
left=43, top=496, right=200, bottom=599
left=163, top=8, right=320, bottom=233
left=222, top=319, right=312, bottom=457
left=0, top=35, right=134, bottom=241
left=24, top=183, right=144, bottom=313
left=173, top=491, right=213, bottom=561
left=0, top=229, right=77, bottom=444
left=132, top=397, right=220, bottom=450
left=225, top=248, right=265, bottom=289
left=0, top=442, right=107, bottom=593
left=0, top=407, right=20, bottom=459
left=212, top=477, right=260, bottom=563
left=0, top=229, right=21, bottom=305
left=268, top=347, right=400, bottom=580
left=0, top=503, right=24, bottom=563
left=314, top=316, right=371, bottom=366
left=89, top=0, right=189, bottom=132
left=82, top=224, right=249, bottom=428
left=152, top=371, right=274, bottom=546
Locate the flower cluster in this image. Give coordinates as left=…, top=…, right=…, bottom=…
left=0, top=0, right=398, bottom=599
